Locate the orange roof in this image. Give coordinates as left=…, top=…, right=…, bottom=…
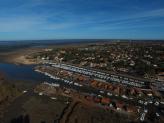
left=101, top=98, right=111, bottom=104
left=94, top=97, right=101, bottom=103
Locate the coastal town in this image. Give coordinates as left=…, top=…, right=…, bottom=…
left=0, top=41, right=164, bottom=123
left=25, top=41, right=164, bottom=123
left=0, top=0, right=164, bottom=122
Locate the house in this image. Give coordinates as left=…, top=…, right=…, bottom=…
left=94, top=97, right=101, bottom=103
left=127, top=106, right=137, bottom=113
left=101, top=97, right=111, bottom=105
left=116, top=101, right=124, bottom=110
left=158, top=72, right=164, bottom=82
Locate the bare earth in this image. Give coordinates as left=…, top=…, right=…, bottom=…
left=0, top=48, right=42, bottom=65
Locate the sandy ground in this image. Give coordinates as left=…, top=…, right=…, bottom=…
left=11, top=55, right=36, bottom=65
left=0, top=48, right=42, bottom=65
left=0, top=43, right=92, bottom=65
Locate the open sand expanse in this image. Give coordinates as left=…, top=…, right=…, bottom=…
left=0, top=48, right=40, bottom=65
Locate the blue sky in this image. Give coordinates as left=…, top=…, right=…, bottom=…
left=0, top=0, right=164, bottom=40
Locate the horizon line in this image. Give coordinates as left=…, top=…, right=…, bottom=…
left=0, top=38, right=164, bottom=42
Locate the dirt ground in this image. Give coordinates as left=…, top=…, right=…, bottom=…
left=2, top=93, right=133, bottom=123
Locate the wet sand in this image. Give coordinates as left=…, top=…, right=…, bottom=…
left=0, top=48, right=42, bottom=65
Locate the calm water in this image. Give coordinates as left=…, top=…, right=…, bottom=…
left=0, top=62, right=101, bottom=94
left=0, top=62, right=48, bottom=82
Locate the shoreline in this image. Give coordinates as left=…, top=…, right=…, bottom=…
left=0, top=43, right=92, bottom=65
left=0, top=47, right=41, bottom=65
